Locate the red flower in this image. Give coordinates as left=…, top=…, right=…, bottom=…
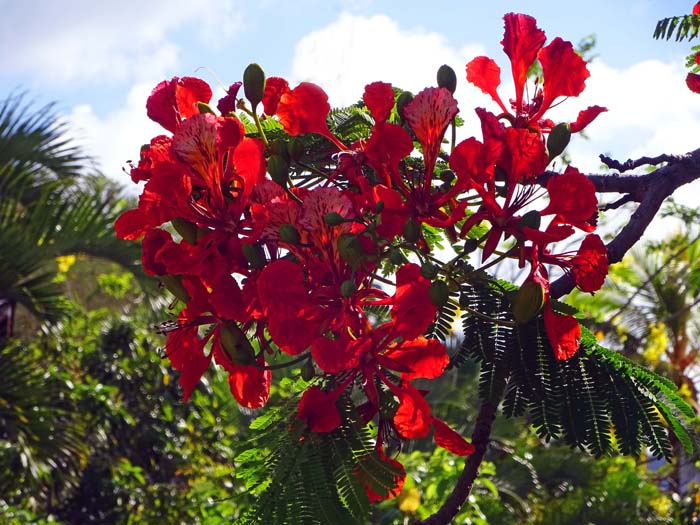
left=687, top=73, right=700, bottom=94
left=694, top=2, right=700, bottom=15
left=276, top=82, right=346, bottom=150
left=467, top=13, right=604, bottom=132
left=146, top=77, right=212, bottom=133
left=571, top=234, right=608, bottom=293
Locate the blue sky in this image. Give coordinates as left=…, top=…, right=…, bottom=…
left=1, top=0, right=699, bottom=207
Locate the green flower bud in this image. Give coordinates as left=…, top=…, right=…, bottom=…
left=300, top=359, right=315, bottom=381
left=287, top=137, right=304, bottom=161
left=389, top=248, right=406, bottom=265
left=396, top=91, right=414, bottom=121
left=323, top=212, right=346, bottom=226
left=420, top=262, right=438, bottom=280
left=197, top=101, right=215, bottom=114
left=436, top=64, right=457, bottom=94
left=243, top=63, right=266, bottom=110
left=429, top=280, right=450, bottom=307
left=267, top=154, right=290, bottom=187
left=242, top=243, right=266, bottom=269
left=270, top=139, right=290, bottom=162
left=279, top=224, right=301, bottom=245
left=171, top=218, right=198, bottom=245
left=518, top=210, right=541, bottom=231
left=439, top=169, right=456, bottom=183
left=403, top=218, right=421, bottom=243
left=337, top=233, right=365, bottom=268
left=340, top=279, right=356, bottom=298
left=511, top=280, right=546, bottom=324
left=160, top=274, right=190, bottom=303
left=547, top=122, right=571, bottom=162
left=220, top=323, right=255, bottom=365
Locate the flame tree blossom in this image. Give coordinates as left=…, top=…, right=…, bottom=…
left=115, top=12, right=610, bottom=501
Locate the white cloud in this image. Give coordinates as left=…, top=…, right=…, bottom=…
left=290, top=12, right=489, bottom=118
left=1, top=0, right=244, bottom=84
left=67, top=83, right=162, bottom=191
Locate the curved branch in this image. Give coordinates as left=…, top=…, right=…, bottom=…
left=415, top=401, right=497, bottom=525
left=550, top=148, right=700, bottom=299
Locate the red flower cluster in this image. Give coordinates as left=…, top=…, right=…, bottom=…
left=116, top=12, right=609, bottom=501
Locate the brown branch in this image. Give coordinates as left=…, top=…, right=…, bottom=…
left=550, top=148, right=700, bottom=299
left=415, top=401, right=497, bottom=525
left=416, top=149, right=700, bottom=524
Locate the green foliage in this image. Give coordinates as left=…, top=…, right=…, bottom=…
left=453, top=277, right=695, bottom=461
left=653, top=13, right=700, bottom=42
left=235, top=392, right=401, bottom=524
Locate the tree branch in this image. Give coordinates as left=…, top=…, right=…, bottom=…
left=415, top=401, right=497, bottom=525
left=550, top=148, right=700, bottom=299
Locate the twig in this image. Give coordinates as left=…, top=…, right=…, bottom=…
left=415, top=401, right=497, bottom=525
left=550, top=148, right=700, bottom=299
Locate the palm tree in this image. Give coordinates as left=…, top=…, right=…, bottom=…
left=0, top=93, right=155, bottom=337
left=0, top=92, right=159, bottom=517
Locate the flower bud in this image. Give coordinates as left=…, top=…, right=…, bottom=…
left=300, top=359, right=315, bottom=381
left=337, top=233, right=365, bottom=268
left=287, top=137, right=304, bottom=161
left=267, top=154, right=290, bottom=187
left=197, top=101, right=215, bottom=114
left=518, top=210, right=541, bottom=231
left=340, top=279, right=356, bottom=298
left=547, top=122, right=571, bottom=162
left=396, top=91, right=414, bottom=121
left=220, top=323, right=255, bottom=366
left=420, top=262, right=438, bottom=280
left=279, top=224, right=301, bottom=245
left=160, top=274, right=190, bottom=302
left=436, top=64, right=457, bottom=94
left=511, top=280, right=546, bottom=324
left=323, top=212, right=346, bottom=226
left=429, top=280, right=450, bottom=307
left=439, top=169, right=456, bottom=183
left=243, top=63, right=266, bottom=110
left=403, top=218, right=421, bottom=243
left=389, top=248, right=406, bottom=265
left=242, top=243, right=266, bottom=269
left=270, top=138, right=290, bottom=162
left=171, top=218, right=198, bottom=245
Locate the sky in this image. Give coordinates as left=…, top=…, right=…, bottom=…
left=1, top=0, right=699, bottom=226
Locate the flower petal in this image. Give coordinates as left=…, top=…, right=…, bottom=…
left=432, top=417, right=475, bottom=456
left=388, top=337, right=448, bottom=381
left=538, top=37, right=590, bottom=115
left=569, top=105, right=607, bottom=134
left=147, top=77, right=212, bottom=133
left=571, top=234, right=608, bottom=293
left=466, top=56, right=507, bottom=112
left=262, top=77, right=290, bottom=115
left=356, top=452, right=405, bottom=503
left=544, top=304, right=581, bottom=361
left=501, top=13, right=546, bottom=109
left=393, top=384, right=432, bottom=439
left=363, top=81, right=395, bottom=123
left=228, top=358, right=271, bottom=409
left=403, top=87, right=458, bottom=177
left=540, top=166, right=597, bottom=224
left=297, top=386, right=341, bottom=432
left=166, top=326, right=211, bottom=401
left=687, top=73, right=700, bottom=94
left=391, top=263, right=438, bottom=340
